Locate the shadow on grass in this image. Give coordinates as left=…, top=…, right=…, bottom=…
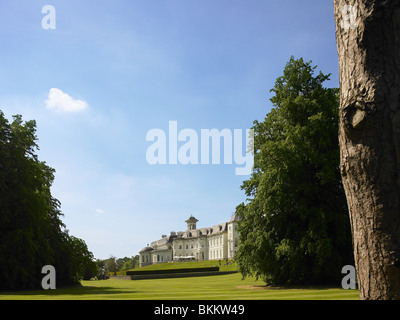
left=236, top=284, right=344, bottom=290
left=0, top=285, right=140, bottom=297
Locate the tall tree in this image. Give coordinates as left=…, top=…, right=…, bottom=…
left=0, top=111, right=97, bottom=290
left=334, top=1, right=400, bottom=299
left=236, top=57, right=353, bottom=285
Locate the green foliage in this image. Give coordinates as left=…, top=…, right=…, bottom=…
left=95, top=255, right=139, bottom=278
left=120, top=255, right=139, bottom=271
left=105, top=255, right=119, bottom=273
left=0, top=111, right=97, bottom=290
left=236, top=57, right=353, bottom=285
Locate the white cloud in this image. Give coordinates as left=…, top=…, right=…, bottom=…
left=45, top=88, right=88, bottom=112
left=95, top=209, right=105, bottom=214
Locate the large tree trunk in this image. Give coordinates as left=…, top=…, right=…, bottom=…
left=334, top=0, right=400, bottom=299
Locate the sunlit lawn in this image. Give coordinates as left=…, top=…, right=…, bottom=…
left=0, top=273, right=359, bottom=300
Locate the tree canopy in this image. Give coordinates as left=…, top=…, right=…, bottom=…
left=235, top=57, right=354, bottom=285
left=0, top=111, right=97, bottom=290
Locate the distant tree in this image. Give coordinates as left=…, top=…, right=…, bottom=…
left=121, top=255, right=139, bottom=271
left=106, top=256, right=118, bottom=273
left=116, top=257, right=129, bottom=270
left=95, top=255, right=139, bottom=277
left=95, top=259, right=108, bottom=279
left=235, top=57, right=354, bottom=285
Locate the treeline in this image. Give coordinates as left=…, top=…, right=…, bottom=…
left=96, top=255, right=139, bottom=278
left=0, top=112, right=97, bottom=290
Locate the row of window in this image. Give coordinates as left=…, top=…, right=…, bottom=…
left=141, top=254, right=171, bottom=263
left=154, top=254, right=170, bottom=262
left=209, top=249, right=223, bottom=260
left=174, top=236, right=225, bottom=250
left=142, top=244, right=239, bottom=263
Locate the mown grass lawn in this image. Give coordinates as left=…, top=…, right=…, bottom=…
left=0, top=273, right=359, bottom=300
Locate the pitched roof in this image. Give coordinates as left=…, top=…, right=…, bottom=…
left=176, top=223, right=227, bottom=239
left=150, top=234, right=176, bottom=247
left=185, top=215, right=199, bottom=223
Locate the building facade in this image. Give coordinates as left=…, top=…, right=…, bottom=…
left=139, top=214, right=239, bottom=267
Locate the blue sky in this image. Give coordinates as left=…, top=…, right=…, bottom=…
left=0, top=1, right=339, bottom=259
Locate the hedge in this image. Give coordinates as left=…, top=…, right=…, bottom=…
left=126, top=266, right=219, bottom=276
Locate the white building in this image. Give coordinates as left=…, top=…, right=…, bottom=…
left=139, top=214, right=240, bottom=267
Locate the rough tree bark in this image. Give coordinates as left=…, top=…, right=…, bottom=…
left=334, top=0, right=400, bottom=299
